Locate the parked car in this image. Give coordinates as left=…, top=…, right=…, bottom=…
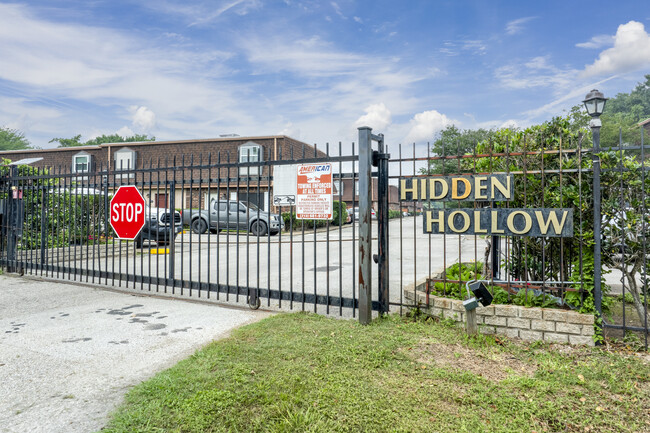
left=183, top=200, right=284, bottom=236
left=135, top=207, right=182, bottom=247
left=348, top=207, right=376, bottom=222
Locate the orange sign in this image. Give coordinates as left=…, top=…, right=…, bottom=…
left=296, top=163, right=333, bottom=220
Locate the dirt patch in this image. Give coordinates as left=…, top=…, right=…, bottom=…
left=407, top=339, right=536, bottom=382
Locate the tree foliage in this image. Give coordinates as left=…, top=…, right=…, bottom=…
left=1, top=158, right=107, bottom=248
left=467, top=115, right=601, bottom=311
left=599, top=150, right=650, bottom=325
left=599, top=74, right=650, bottom=149
left=0, top=127, right=32, bottom=150
left=49, top=134, right=155, bottom=148
left=420, top=125, right=495, bottom=175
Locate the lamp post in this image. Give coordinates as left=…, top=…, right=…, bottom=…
left=583, top=89, right=607, bottom=325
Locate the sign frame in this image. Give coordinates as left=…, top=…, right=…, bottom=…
left=295, top=163, right=333, bottom=220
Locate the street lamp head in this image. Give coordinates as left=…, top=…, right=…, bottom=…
left=583, top=89, right=608, bottom=118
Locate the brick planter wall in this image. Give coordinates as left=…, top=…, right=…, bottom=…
left=404, top=289, right=595, bottom=346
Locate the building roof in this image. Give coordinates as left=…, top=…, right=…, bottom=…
left=638, top=118, right=650, bottom=127
left=0, top=135, right=296, bottom=155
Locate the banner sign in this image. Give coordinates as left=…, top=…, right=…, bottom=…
left=423, top=208, right=573, bottom=237
left=296, top=163, right=333, bottom=220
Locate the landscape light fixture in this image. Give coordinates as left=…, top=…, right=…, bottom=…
left=462, top=280, right=494, bottom=311
left=582, top=89, right=608, bottom=118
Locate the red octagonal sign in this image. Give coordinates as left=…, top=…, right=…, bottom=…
left=110, top=185, right=146, bottom=240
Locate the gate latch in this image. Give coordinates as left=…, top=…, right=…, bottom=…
left=372, top=151, right=390, bottom=167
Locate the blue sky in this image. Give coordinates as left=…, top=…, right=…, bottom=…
left=1, top=0, right=649, bottom=151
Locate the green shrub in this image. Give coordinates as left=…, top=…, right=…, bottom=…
left=331, top=201, right=348, bottom=226
left=282, top=200, right=348, bottom=231
left=428, top=262, right=570, bottom=310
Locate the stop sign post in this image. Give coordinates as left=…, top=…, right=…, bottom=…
left=110, top=185, right=146, bottom=240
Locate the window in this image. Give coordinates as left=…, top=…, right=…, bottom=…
left=72, top=153, right=91, bottom=174
left=114, top=148, right=136, bottom=178
left=333, top=180, right=343, bottom=195
left=239, top=142, right=262, bottom=176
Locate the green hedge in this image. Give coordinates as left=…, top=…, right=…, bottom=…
left=282, top=200, right=348, bottom=230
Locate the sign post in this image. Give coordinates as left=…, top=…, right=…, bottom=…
left=109, top=185, right=146, bottom=240
left=296, top=163, right=333, bottom=220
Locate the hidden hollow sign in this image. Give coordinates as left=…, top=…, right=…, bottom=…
left=400, top=174, right=573, bottom=237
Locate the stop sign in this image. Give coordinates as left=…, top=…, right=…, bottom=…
left=110, top=186, right=146, bottom=240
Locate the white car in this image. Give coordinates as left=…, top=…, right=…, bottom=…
left=348, top=207, right=376, bottom=222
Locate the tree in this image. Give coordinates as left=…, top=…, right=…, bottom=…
left=0, top=127, right=32, bottom=150
left=598, top=74, right=650, bottom=149
left=421, top=125, right=495, bottom=175
left=600, top=150, right=650, bottom=326
left=469, top=116, right=594, bottom=288
left=49, top=134, right=155, bottom=148
left=85, top=134, right=155, bottom=146
left=49, top=135, right=83, bottom=147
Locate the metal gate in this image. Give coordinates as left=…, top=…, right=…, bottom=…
left=0, top=142, right=380, bottom=318
left=1, top=126, right=648, bottom=347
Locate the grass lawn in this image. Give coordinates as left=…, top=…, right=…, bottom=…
left=102, top=313, right=650, bottom=433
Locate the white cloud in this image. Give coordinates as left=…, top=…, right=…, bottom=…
left=582, top=21, right=650, bottom=77
left=521, top=75, right=618, bottom=120
left=278, top=122, right=301, bottom=139
left=576, top=34, right=614, bottom=49
left=495, top=57, right=577, bottom=91
left=404, top=110, right=453, bottom=144
left=331, top=2, right=346, bottom=19
left=439, top=39, right=487, bottom=57
left=353, top=16, right=363, bottom=24
left=131, top=106, right=156, bottom=131
left=354, top=103, right=392, bottom=130
left=505, top=17, right=536, bottom=35
left=116, top=126, right=135, bottom=138
left=0, top=3, right=259, bottom=146
left=145, top=0, right=262, bottom=27
left=500, top=119, right=519, bottom=129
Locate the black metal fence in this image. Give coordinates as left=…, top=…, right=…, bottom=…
left=0, top=142, right=375, bottom=318
left=385, top=125, right=648, bottom=348
left=1, top=126, right=648, bottom=348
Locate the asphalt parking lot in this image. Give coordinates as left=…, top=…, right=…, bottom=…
left=0, top=274, right=270, bottom=433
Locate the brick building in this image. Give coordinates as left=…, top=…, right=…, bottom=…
left=333, top=177, right=400, bottom=211
left=0, top=135, right=326, bottom=211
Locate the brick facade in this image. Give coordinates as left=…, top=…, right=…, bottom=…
left=0, top=136, right=326, bottom=210
left=337, top=177, right=400, bottom=211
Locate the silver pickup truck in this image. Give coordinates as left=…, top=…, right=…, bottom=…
left=182, top=200, right=284, bottom=236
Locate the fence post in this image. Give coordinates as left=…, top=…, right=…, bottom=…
left=377, top=134, right=390, bottom=315
left=40, top=188, right=47, bottom=266
left=358, top=127, right=373, bottom=324
left=169, top=181, right=176, bottom=285
left=491, top=202, right=500, bottom=279
left=592, top=121, right=603, bottom=337
left=6, top=166, right=18, bottom=273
